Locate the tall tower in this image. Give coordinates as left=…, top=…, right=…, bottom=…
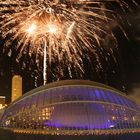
left=11, top=75, right=22, bottom=102
left=0, top=96, right=6, bottom=109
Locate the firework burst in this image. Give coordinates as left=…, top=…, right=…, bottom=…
left=0, top=0, right=136, bottom=84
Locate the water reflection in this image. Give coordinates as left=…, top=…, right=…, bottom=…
left=0, top=129, right=140, bottom=140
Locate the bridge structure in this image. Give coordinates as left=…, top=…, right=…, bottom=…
left=0, top=80, right=140, bottom=135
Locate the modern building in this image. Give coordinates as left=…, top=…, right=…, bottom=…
left=1, top=80, right=140, bottom=135
left=11, top=75, right=22, bottom=102
left=0, top=96, right=6, bottom=121
left=0, top=96, right=6, bottom=109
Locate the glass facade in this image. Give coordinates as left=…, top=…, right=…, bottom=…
left=0, top=80, right=140, bottom=135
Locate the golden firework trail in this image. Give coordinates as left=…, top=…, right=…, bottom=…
left=0, top=0, right=136, bottom=84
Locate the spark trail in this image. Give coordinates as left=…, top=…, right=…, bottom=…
left=0, top=0, right=136, bottom=84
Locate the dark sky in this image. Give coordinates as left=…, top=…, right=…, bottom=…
left=120, top=8, right=140, bottom=89
left=0, top=1, right=140, bottom=104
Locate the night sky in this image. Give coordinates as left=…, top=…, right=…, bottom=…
left=0, top=1, right=140, bottom=104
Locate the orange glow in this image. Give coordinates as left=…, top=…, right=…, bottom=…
left=26, top=23, right=37, bottom=35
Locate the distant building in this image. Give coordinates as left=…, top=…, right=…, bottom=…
left=11, top=75, right=22, bottom=102
left=0, top=107, right=5, bottom=121
left=0, top=96, right=6, bottom=109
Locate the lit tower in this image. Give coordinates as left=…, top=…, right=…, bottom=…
left=0, top=96, right=6, bottom=109
left=11, top=75, right=22, bottom=102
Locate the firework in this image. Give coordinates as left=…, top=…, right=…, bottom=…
left=0, top=0, right=136, bottom=84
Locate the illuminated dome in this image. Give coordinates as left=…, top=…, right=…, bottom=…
left=0, top=80, right=140, bottom=135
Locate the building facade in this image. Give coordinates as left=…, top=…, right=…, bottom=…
left=11, top=75, right=22, bottom=102
left=1, top=80, right=140, bottom=135
left=0, top=96, right=6, bottom=109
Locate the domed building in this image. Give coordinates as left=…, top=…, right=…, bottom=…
left=0, top=80, right=140, bottom=135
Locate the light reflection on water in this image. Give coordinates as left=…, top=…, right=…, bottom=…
left=0, top=129, right=140, bottom=140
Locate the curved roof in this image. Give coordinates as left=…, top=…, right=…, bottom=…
left=15, top=80, right=124, bottom=101
left=8, top=79, right=133, bottom=107
left=5, top=80, right=139, bottom=113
